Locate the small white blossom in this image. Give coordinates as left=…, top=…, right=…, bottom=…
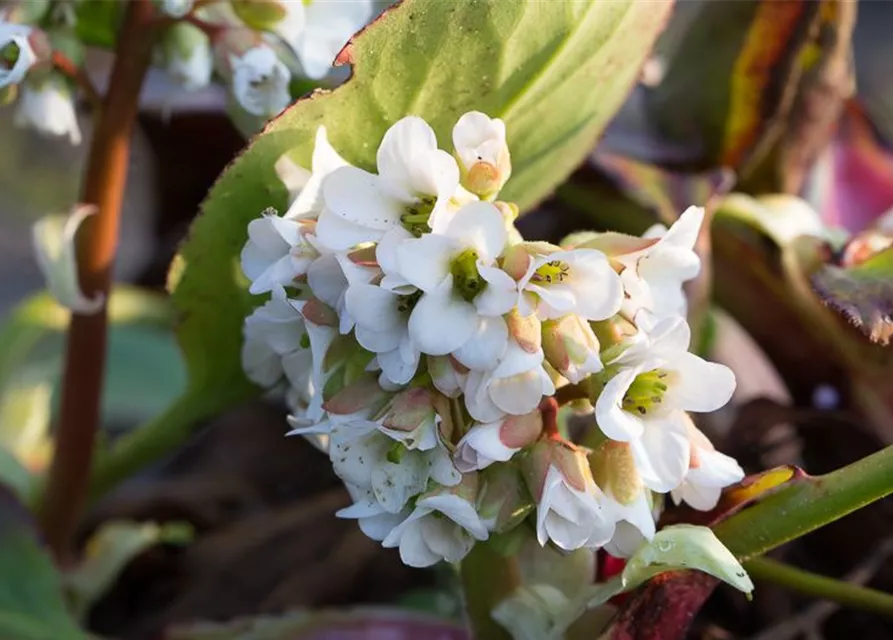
left=382, top=486, right=488, bottom=567
left=230, top=45, right=291, bottom=117
left=289, top=0, right=373, bottom=80
left=336, top=484, right=407, bottom=542
left=240, top=212, right=316, bottom=295
left=454, top=410, right=542, bottom=473
left=318, top=116, right=460, bottom=250
left=15, top=77, right=82, bottom=145
left=31, top=206, right=103, bottom=315
left=0, top=22, right=35, bottom=88
left=395, top=201, right=516, bottom=356
left=452, top=111, right=511, bottom=199
left=617, top=206, right=704, bottom=321
left=671, top=421, right=744, bottom=511
left=165, top=24, right=213, bottom=91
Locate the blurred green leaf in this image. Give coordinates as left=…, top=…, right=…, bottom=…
left=0, top=485, right=87, bottom=640
left=0, top=288, right=184, bottom=489
left=74, top=0, right=122, bottom=49
left=163, top=0, right=674, bottom=469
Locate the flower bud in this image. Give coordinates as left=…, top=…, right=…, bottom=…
left=377, top=387, right=439, bottom=451
left=477, top=464, right=534, bottom=534
left=162, top=22, right=213, bottom=91
left=230, top=0, right=290, bottom=31
left=452, top=111, right=511, bottom=200
left=428, top=355, right=466, bottom=398
left=454, top=410, right=542, bottom=472
left=505, top=307, right=541, bottom=353
left=590, top=440, right=642, bottom=506
left=523, top=439, right=612, bottom=550
left=542, top=315, right=603, bottom=384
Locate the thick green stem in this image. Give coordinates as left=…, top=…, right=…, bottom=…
left=37, top=0, right=156, bottom=562
left=744, top=557, right=893, bottom=617
left=460, top=543, right=521, bottom=640
left=715, top=445, right=893, bottom=562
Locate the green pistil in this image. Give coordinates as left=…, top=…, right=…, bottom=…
left=396, top=290, right=423, bottom=315
left=386, top=442, right=406, bottom=464
left=450, top=248, right=487, bottom=303
left=532, top=259, right=570, bottom=285
left=1, top=42, right=21, bottom=69
left=299, top=332, right=311, bottom=349
left=622, top=369, right=669, bottom=416
left=400, top=196, right=436, bottom=237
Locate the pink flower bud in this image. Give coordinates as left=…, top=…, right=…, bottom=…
left=541, top=315, right=603, bottom=384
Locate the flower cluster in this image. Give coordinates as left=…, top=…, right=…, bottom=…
left=239, top=111, right=744, bottom=567
left=1, top=0, right=373, bottom=143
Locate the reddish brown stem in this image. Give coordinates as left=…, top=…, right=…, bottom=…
left=37, top=0, right=156, bottom=563
left=51, top=50, right=102, bottom=108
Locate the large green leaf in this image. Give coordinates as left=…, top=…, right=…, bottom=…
left=0, top=485, right=87, bottom=640
left=164, top=0, right=673, bottom=445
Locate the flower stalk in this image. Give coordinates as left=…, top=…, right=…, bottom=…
left=460, top=542, right=519, bottom=640
left=36, top=0, right=156, bottom=562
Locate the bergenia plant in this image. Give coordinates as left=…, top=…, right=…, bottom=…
left=2, top=1, right=893, bottom=639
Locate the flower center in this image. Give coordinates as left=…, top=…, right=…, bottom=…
left=396, top=290, right=423, bottom=315
left=622, top=369, right=669, bottom=415
left=1, top=42, right=21, bottom=70
left=400, top=196, right=436, bottom=237
left=532, top=259, right=570, bottom=285
left=450, top=248, right=487, bottom=303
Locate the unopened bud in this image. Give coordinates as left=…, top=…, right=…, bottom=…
left=452, top=111, right=511, bottom=200
left=542, top=315, right=602, bottom=384
left=478, top=464, right=534, bottom=533
left=591, top=440, right=642, bottom=505
left=230, top=0, right=289, bottom=30
left=506, top=307, right=541, bottom=353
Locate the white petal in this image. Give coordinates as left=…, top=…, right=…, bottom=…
left=667, top=353, right=736, bottom=413
left=378, top=345, right=421, bottom=385
left=377, top=117, right=441, bottom=197
left=323, top=166, right=403, bottom=231
left=306, top=253, right=346, bottom=309
left=285, top=126, right=349, bottom=219
left=630, top=415, right=690, bottom=492
left=443, top=201, right=507, bottom=263
left=463, top=371, right=507, bottom=423
left=408, top=276, right=478, bottom=355
left=315, top=209, right=382, bottom=251
left=32, top=207, right=104, bottom=314
left=346, top=284, right=403, bottom=332
left=489, top=368, right=553, bottom=416
left=372, top=452, right=429, bottom=513
left=453, top=316, right=508, bottom=371
left=419, top=493, right=489, bottom=541
left=474, top=264, right=518, bottom=316
left=454, top=421, right=518, bottom=472
left=394, top=234, right=454, bottom=292
left=594, top=366, right=646, bottom=441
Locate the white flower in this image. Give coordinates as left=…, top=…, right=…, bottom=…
left=452, top=111, right=511, bottom=199
left=336, top=484, right=407, bottom=542
left=240, top=285, right=308, bottom=388
left=318, top=116, right=460, bottom=250
left=0, top=22, right=35, bottom=88
left=307, top=251, right=377, bottom=335
left=15, top=77, right=82, bottom=145
left=427, top=355, right=466, bottom=398
left=284, top=126, right=349, bottom=222
left=617, top=206, right=704, bottom=320
left=345, top=282, right=421, bottom=385
left=165, top=24, right=213, bottom=91
left=603, top=521, right=647, bottom=559
left=394, top=201, right=516, bottom=357
left=161, top=0, right=193, bottom=18
left=517, top=247, right=623, bottom=321
left=591, top=441, right=658, bottom=544
left=671, top=421, right=744, bottom=511
left=31, top=206, right=103, bottom=315
left=594, top=314, right=735, bottom=492
left=382, top=486, right=489, bottom=567
left=524, top=443, right=612, bottom=551
left=454, top=410, right=542, bottom=473
left=230, top=45, right=291, bottom=117
left=240, top=211, right=317, bottom=295
left=463, top=338, right=555, bottom=422
left=289, top=0, right=373, bottom=80
left=291, top=298, right=339, bottom=421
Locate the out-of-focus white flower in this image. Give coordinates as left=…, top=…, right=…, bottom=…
left=161, top=0, right=193, bottom=18
left=0, top=22, right=36, bottom=88
left=164, top=23, right=213, bottom=91
left=289, top=0, right=373, bottom=80
left=671, top=420, right=744, bottom=511
left=454, top=410, right=542, bottom=473
left=382, top=480, right=488, bottom=567
left=284, top=125, right=350, bottom=221
left=230, top=45, right=291, bottom=117
left=318, top=116, right=460, bottom=250
left=31, top=205, right=103, bottom=314
left=516, top=247, right=623, bottom=322
left=617, top=206, right=704, bottom=321
left=15, top=76, right=82, bottom=145
left=395, top=201, right=516, bottom=356
left=523, top=441, right=612, bottom=551
left=452, top=111, right=511, bottom=199
left=594, top=314, right=734, bottom=492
